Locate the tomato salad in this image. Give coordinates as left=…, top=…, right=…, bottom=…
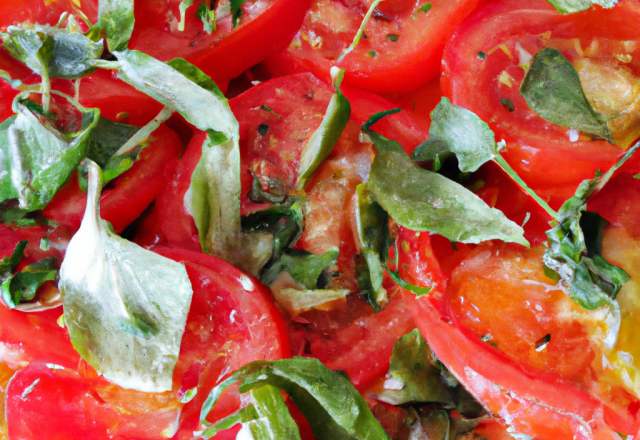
left=1, top=0, right=640, bottom=439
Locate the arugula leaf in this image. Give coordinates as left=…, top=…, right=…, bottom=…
left=262, top=248, right=338, bottom=289
left=59, top=160, right=193, bottom=392
left=354, top=184, right=389, bottom=311
left=374, top=329, right=454, bottom=406
left=200, top=357, right=391, bottom=440
left=1, top=97, right=99, bottom=210
left=520, top=48, right=614, bottom=143
left=1, top=257, right=57, bottom=309
left=98, top=0, right=135, bottom=52
left=364, top=123, right=527, bottom=245
left=411, top=97, right=495, bottom=173
left=546, top=0, right=617, bottom=14
left=296, top=68, right=351, bottom=190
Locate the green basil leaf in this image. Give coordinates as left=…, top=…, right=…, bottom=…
left=200, top=357, right=391, bottom=440
left=411, top=97, right=496, bottom=173
left=59, top=160, right=193, bottom=392
left=373, top=329, right=454, bottom=406
left=84, top=117, right=139, bottom=166
left=2, top=98, right=99, bottom=210
left=0, top=117, right=18, bottom=203
left=230, top=0, right=251, bottom=27
left=178, top=0, right=196, bottom=31
left=296, top=69, right=351, bottom=190
left=546, top=0, right=617, bottom=14
left=0, top=240, right=28, bottom=274
left=196, top=2, right=217, bottom=34
left=520, top=47, right=613, bottom=143
left=271, top=287, right=350, bottom=316
left=113, top=50, right=248, bottom=267
left=98, top=0, right=135, bottom=52
left=1, top=257, right=57, bottom=309
left=355, top=184, right=388, bottom=312
left=262, top=248, right=338, bottom=290
left=365, top=127, right=528, bottom=246
left=1, top=25, right=103, bottom=79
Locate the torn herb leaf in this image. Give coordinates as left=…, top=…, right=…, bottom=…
left=411, top=97, right=496, bottom=173
left=203, top=385, right=302, bottom=440
left=59, top=160, right=193, bottom=392
left=98, top=0, right=135, bottom=52
left=355, top=184, right=389, bottom=312
left=520, top=48, right=614, bottom=143
left=200, top=357, right=390, bottom=440
left=262, top=248, right=338, bottom=290
left=230, top=0, right=251, bottom=27
left=296, top=68, right=351, bottom=191
left=546, top=0, right=618, bottom=14
left=1, top=257, right=57, bottom=309
left=1, top=97, right=99, bottom=210
left=178, top=0, right=195, bottom=31
left=364, top=124, right=527, bottom=245
left=196, top=2, right=217, bottom=33
left=374, top=329, right=454, bottom=406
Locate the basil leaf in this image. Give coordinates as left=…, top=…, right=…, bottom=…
left=521, top=48, right=613, bottom=143
left=200, top=357, right=391, bottom=440
left=272, top=286, right=350, bottom=316
left=546, top=0, right=617, bottom=14
left=1, top=257, right=57, bottom=309
left=84, top=117, right=140, bottom=166
left=0, top=117, right=18, bottom=203
left=59, top=160, right=193, bottom=392
left=411, top=97, right=495, bottom=173
left=196, top=2, right=217, bottom=34
left=2, top=99, right=99, bottom=210
left=230, top=0, right=251, bottom=27
left=0, top=240, right=27, bottom=275
left=1, top=25, right=103, bottom=79
left=263, top=248, right=338, bottom=289
left=113, top=51, right=248, bottom=267
left=98, top=0, right=135, bottom=52
left=355, top=184, right=389, bottom=312
left=296, top=69, right=351, bottom=190
left=365, top=128, right=527, bottom=245
left=374, top=329, right=454, bottom=406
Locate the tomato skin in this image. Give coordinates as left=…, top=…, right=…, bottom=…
left=441, top=0, right=640, bottom=204
left=129, top=0, right=311, bottom=84
left=258, top=0, right=487, bottom=93
left=43, top=124, right=181, bottom=234
left=396, top=227, right=638, bottom=439
left=154, top=247, right=291, bottom=437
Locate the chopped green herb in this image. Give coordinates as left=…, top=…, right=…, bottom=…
left=368, top=49, right=377, bottom=57
left=500, top=98, right=515, bottom=112
left=259, top=104, right=281, bottom=118
left=413, top=2, right=432, bottom=19
left=477, top=51, right=487, bottom=60
left=385, top=34, right=399, bottom=42
left=257, top=123, right=269, bottom=136
left=196, top=1, right=216, bottom=34
left=546, top=0, right=618, bottom=14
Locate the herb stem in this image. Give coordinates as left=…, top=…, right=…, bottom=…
left=493, top=154, right=558, bottom=220
left=94, top=60, right=122, bottom=70
left=114, top=107, right=174, bottom=155
left=338, top=0, right=384, bottom=63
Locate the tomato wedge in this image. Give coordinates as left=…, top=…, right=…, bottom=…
left=128, top=0, right=311, bottom=84
left=3, top=247, right=290, bottom=439
left=442, top=0, right=640, bottom=204
left=43, top=124, right=181, bottom=234
left=258, top=0, right=487, bottom=93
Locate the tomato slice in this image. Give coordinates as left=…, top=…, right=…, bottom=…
left=442, top=0, right=640, bottom=205
left=3, top=247, right=290, bottom=439
left=397, top=227, right=633, bottom=440
left=0, top=0, right=97, bottom=29
left=258, top=0, right=487, bottom=93
left=43, top=124, right=181, bottom=234
left=128, top=0, right=311, bottom=84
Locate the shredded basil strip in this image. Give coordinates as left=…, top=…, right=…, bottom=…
left=546, top=0, right=618, bottom=14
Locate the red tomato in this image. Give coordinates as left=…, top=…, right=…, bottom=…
left=154, top=247, right=291, bottom=438
left=0, top=0, right=97, bottom=29
left=128, top=0, right=311, bottom=84
left=3, top=248, right=290, bottom=439
left=442, top=0, right=640, bottom=205
left=257, top=0, right=487, bottom=93
left=43, top=124, right=181, bottom=234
